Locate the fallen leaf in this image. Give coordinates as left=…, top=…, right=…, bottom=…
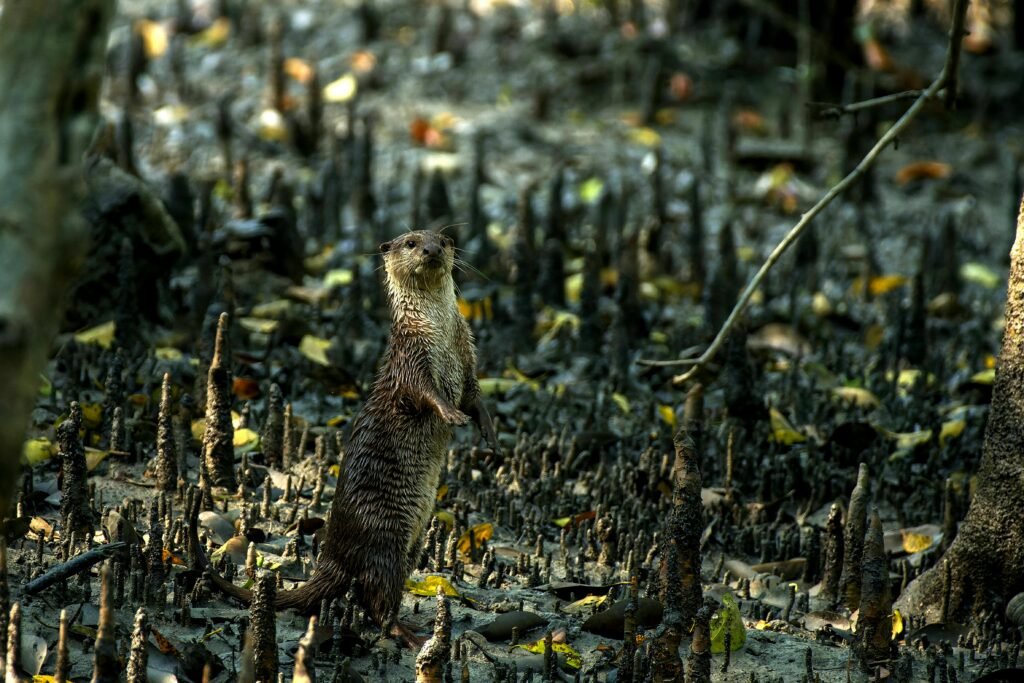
left=658, top=405, right=675, bottom=428
left=299, top=335, right=332, bottom=366
left=457, top=522, right=493, bottom=557
left=136, top=19, right=168, bottom=58
left=238, top=317, right=279, bottom=335
left=85, top=448, right=113, bottom=472
left=232, top=377, right=261, bottom=400
left=561, top=595, right=608, bottom=614
left=258, top=109, right=288, bottom=142
left=710, top=593, right=746, bottom=653
left=628, top=127, right=661, bottom=148
left=960, top=262, right=1001, bottom=289
left=233, top=428, right=260, bottom=453
left=578, top=177, right=604, bottom=204
left=74, top=321, right=116, bottom=348
left=405, top=575, right=459, bottom=597
left=894, top=161, right=951, bottom=186
left=668, top=72, right=692, bottom=102
left=732, top=108, right=766, bottom=135
left=514, top=638, right=582, bottom=669
left=611, top=393, right=631, bottom=415
left=769, top=408, right=805, bottom=445
left=324, top=73, right=358, bottom=103
left=831, top=387, right=880, bottom=409
left=283, top=57, right=314, bottom=84
left=162, top=548, right=186, bottom=566
left=23, top=438, right=55, bottom=466
left=193, top=17, right=231, bottom=47
left=862, top=37, right=894, bottom=72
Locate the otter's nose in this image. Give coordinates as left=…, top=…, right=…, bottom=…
left=422, top=245, right=440, bottom=258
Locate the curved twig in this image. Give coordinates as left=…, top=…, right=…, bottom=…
left=668, top=0, right=970, bottom=387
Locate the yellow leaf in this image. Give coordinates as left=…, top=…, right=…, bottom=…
left=960, top=262, right=1000, bottom=289
left=154, top=347, right=183, bottom=361
left=457, top=522, right=493, bottom=556
left=233, top=428, right=260, bottom=453
left=193, top=17, right=231, bottom=47
left=22, top=438, right=55, bottom=466
left=324, top=269, right=353, bottom=289
left=85, top=448, right=110, bottom=472
left=329, top=464, right=340, bottom=478
left=869, top=274, right=907, bottom=296
left=611, top=393, right=631, bottom=415
left=831, top=387, right=879, bottom=408
left=514, top=639, right=582, bottom=670
left=324, top=73, right=358, bottom=103
left=939, top=419, right=965, bottom=447
left=658, top=405, right=676, bottom=428
left=709, top=593, right=746, bottom=653
left=436, top=483, right=449, bottom=501
left=891, top=609, right=904, bottom=640
left=901, top=531, right=932, bottom=554
left=299, top=335, right=332, bottom=366
left=251, top=299, right=293, bottom=319
left=564, top=272, right=583, bottom=304
left=628, top=127, right=661, bottom=147
left=211, top=536, right=247, bottom=563
left=74, top=321, right=115, bottom=349
left=769, top=408, right=805, bottom=445
left=552, top=516, right=572, bottom=528
left=258, top=109, right=288, bottom=142
left=136, top=19, right=168, bottom=58
left=405, top=575, right=459, bottom=597
left=562, top=595, right=607, bottom=614
left=578, top=177, right=604, bottom=204
left=970, top=368, right=995, bottom=385
left=239, top=317, right=279, bottom=334
left=434, top=510, right=454, bottom=528
left=80, top=403, right=103, bottom=429
left=811, top=292, right=833, bottom=317
left=33, top=677, right=58, bottom=683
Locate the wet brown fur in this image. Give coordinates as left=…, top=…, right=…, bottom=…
left=189, top=230, right=497, bottom=636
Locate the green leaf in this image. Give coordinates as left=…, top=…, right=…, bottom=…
left=710, top=593, right=745, bottom=653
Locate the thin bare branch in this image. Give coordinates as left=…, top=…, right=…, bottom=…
left=806, top=90, right=928, bottom=120
left=665, top=0, right=971, bottom=387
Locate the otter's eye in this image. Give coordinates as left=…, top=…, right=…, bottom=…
left=405, top=240, right=416, bottom=249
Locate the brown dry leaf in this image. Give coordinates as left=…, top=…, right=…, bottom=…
left=668, top=72, right=692, bottom=102
left=232, top=377, right=261, bottom=400
left=863, top=38, right=894, bottom=72
left=350, top=50, right=377, bottom=74
left=894, top=161, right=952, bottom=186
left=150, top=627, right=180, bottom=656
left=732, top=108, right=766, bottom=135
left=283, top=57, right=314, bottom=84
left=162, top=548, right=186, bottom=566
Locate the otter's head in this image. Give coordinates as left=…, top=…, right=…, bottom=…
left=379, top=230, right=455, bottom=292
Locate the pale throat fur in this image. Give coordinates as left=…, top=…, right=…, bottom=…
left=383, top=252, right=468, bottom=407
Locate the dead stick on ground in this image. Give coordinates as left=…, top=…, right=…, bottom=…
left=23, top=542, right=127, bottom=595
left=644, top=0, right=970, bottom=385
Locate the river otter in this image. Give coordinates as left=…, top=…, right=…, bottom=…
left=189, top=229, right=498, bottom=641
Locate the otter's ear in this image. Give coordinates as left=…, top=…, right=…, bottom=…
left=440, top=234, right=454, bottom=248
left=378, top=241, right=391, bottom=254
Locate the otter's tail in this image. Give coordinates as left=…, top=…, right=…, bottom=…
left=186, top=490, right=325, bottom=613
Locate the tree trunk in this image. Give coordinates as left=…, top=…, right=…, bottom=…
left=0, top=0, right=115, bottom=517
left=896, top=193, right=1024, bottom=622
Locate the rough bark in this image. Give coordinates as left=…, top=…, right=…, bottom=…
left=897, top=194, right=1024, bottom=622
left=0, top=0, right=115, bottom=518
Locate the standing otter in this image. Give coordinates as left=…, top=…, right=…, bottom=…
left=190, top=230, right=497, bottom=640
